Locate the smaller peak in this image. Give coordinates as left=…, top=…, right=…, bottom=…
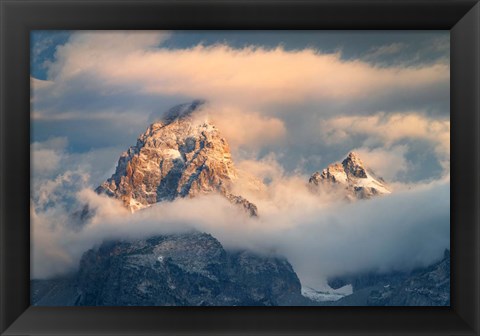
left=343, top=151, right=365, bottom=166
left=342, top=151, right=367, bottom=178
left=309, top=150, right=391, bottom=199
left=162, top=99, right=206, bottom=124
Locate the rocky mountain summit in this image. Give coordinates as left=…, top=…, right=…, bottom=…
left=309, top=152, right=391, bottom=200
left=96, top=101, right=260, bottom=216
left=32, top=231, right=307, bottom=306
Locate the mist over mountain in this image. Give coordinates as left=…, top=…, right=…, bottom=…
left=31, top=101, right=450, bottom=306
left=29, top=30, right=451, bottom=307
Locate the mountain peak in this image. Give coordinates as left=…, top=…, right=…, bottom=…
left=345, top=151, right=362, bottom=163
left=96, top=102, right=260, bottom=216
left=309, top=152, right=390, bottom=200
left=342, top=151, right=367, bottom=179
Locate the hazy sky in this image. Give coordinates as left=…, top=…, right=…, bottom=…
left=30, top=31, right=450, bottom=284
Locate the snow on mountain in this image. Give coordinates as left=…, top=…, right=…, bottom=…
left=96, top=100, right=261, bottom=215
left=302, top=284, right=353, bottom=302
left=309, top=152, right=391, bottom=200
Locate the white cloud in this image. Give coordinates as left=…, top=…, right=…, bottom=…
left=31, top=165, right=450, bottom=291
left=319, top=112, right=450, bottom=173
left=31, top=137, right=68, bottom=176
left=47, top=31, right=171, bottom=80
left=203, top=105, right=287, bottom=152
left=31, top=138, right=125, bottom=200
left=55, top=43, right=448, bottom=107
left=31, top=32, right=450, bottom=179
left=349, top=145, right=410, bottom=182
left=34, top=31, right=449, bottom=114
left=30, top=139, right=449, bottom=286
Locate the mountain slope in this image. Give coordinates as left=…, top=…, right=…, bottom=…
left=32, top=231, right=307, bottom=306
left=96, top=101, right=260, bottom=215
left=326, top=249, right=450, bottom=306
left=309, top=152, right=391, bottom=200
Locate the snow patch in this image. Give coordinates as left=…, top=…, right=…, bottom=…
left=164, top=148, right=182, bottom=160
left=330, top=170, right=348, bottom=184
left=302, top=284, right=353, bottom=302
left=129, top=198, right=148, bottom=213
left=353, top=171, right=391, bottom=194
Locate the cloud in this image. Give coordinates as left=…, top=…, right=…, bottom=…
left=31, top=204, right=75, bottom=279
left=275, top=179, right=450, bottom=287
left=199, top=105, right=287, bottom=152
left=33, top=32, right=449, bottom=121
left=31, top=137, right=68, bottom=176
left=364, top=42, right=406, bottom=60
left=31, top=137, right=125, bottom=196
left=31, top=161, right=450, bottom=291
left=319, top=112, right=450, bottom=174
left=347, top=146, right=410, bottom=182
left=43, top=37, right=448, bottom=108
left=47, top=31, right=171, bottom=80
left=30, top=139, right=449, bottom=288
left=31, top=32, right=449, bottom=181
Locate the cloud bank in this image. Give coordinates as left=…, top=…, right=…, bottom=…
left=31, top=139, right=450, bottom=290
left=33, top=31, right=449, bottom=115
left=31, top=159, right=450, bottom=290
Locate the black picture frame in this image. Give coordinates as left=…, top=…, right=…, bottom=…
left=1, top=0, right=479, bottom=335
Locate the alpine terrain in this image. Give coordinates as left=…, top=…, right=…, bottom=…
left=309, top=152, right=391, bottom=200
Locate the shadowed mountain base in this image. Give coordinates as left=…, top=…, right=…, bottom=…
left=32, top=231, right=309, bottom=306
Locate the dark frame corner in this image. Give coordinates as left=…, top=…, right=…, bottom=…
left=1, top=1, right=479, bottom=335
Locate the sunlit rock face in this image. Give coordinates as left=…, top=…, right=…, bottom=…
left=96, top=101, right=260, bottom=215
left=309, top=152, right=391, bottom=200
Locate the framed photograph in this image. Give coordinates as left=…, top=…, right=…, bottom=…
left=1, top=0, right=479, bottom=335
